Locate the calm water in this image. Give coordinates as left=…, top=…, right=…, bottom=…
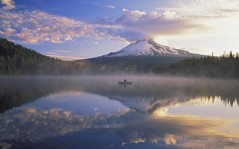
left=1, top=76, right=239, bottom=149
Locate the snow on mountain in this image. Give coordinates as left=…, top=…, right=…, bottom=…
left=110, top=95, right=191, bottom=113
left=104, top=39, right=198, bottom=57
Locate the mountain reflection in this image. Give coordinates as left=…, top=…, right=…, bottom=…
left=1, top=76, right=239, bottom=113
left=1, top=76, right=239, bottom=148
left=1, top=95, right=239, bottom=149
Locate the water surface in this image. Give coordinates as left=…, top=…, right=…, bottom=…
left=0, top=76, right=239, bottom=149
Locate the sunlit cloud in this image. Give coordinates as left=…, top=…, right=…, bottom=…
left=0, top=9, right=126, bottom=44
left=119, top=111, right=239, bottom=148
left=52, top=50, right=72, bottom=53
left=0, top=107, right=127, bottom=144
left=94, top=9, right=208, bottom=42
left=153, top=108, right=168, bottom=116
left=43, top=50, right=81, bottom=60
left=173, top=0, right=239, bottom=35
left=1, top=0, right=15, bottom=10
left=2, top=0, right=238, bottom=45
left=163, top=134, right=177, bottom=145
left=93, top=0, right=239, bottom=53
left=0, top=0, right=239, bottom=55
left=175, top=0, right=239, bottom=17
left=153, top=0, right=239, bottom=54
left=46, top=54, right=82, bottom=61
left=0, top=10, right=103, bottom=44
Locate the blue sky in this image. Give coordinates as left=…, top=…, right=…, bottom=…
left=1, top=0, right=239, bottom=60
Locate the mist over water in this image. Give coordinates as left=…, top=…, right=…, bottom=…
left=0, top=76, right=239, bottom=149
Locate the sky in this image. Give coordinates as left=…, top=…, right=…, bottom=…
left=1, top=0, right=239, bottom=60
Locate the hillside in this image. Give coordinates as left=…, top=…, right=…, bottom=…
left=153, top=55, right=239, bottom=78
left=0, top=38, right=87, bottom=75
left=0, top=38, right=58, bottom=74
left=83, top=52, right=239, bottom=78
left=1, top=38, right=239, bottom=78
left=82, top=56, right=188, bottom=73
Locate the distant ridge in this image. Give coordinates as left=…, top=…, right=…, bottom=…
left=103, top=39, right=199, bottom=57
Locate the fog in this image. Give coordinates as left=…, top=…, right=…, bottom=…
left=0, top=75, right=239, bottom=113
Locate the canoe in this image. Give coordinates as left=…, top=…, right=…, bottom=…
left=118, top=81, right=133, bottom=85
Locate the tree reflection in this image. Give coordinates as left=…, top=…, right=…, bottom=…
left=0, top=76, right=239, bottom=113
left=1, top=76, right=239, bottom=149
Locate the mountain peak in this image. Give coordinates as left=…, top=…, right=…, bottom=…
left=103, top=39, right=199, bottom=57
left=134, top=39, right=156, bottom=44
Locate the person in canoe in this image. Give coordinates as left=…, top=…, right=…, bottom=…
left=119, top=79, right=132, bottom=85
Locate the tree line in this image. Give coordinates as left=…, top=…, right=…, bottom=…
left=0, top=38, right=91, bottom=75
left=1, top=37, right=239, bottom=78
left=153, top=52, right=239, bottom=78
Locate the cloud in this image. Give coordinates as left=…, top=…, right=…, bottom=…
left=95, top=0, right=239, bottom=43
left=1, top=0, right=15, bottom=10
left=0, top=107, right=126, bottom=144
left=116, top=9, right=197, bottom=35
left=0, top=10, right=103, bottom=43
left=175, top=0, right=239, bottom=17
left=94, top=0, right=239, bottom=43
left=97, top=27, right=146, bottom=42
left=163, top=134, right=177, bottom=145
left=103, top=5, right=116, bottom=9
left=85, top=2, right=116, bottom=9
left=46, top=54, right=82, bottom=61
left=94, top=9, right=206, bottom=42
left=0, top=9, right=127, bottom=44
left=53, top=50, right=72, bottom=53
left=0, top=2, right=216, bottom=45
left=43, top=50, right=81, bottom=60
left=2, top=0, right=239, bottom=45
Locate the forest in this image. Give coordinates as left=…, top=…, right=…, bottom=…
left=153, top=53, right=239, bottom=78
left=0, top=37, right=239, bottom=78
left=0, top=38, right=89, bottom=75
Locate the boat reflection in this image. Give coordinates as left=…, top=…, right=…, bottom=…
left=0, top=76, right=239, bottom=148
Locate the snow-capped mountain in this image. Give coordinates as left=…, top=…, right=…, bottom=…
left=104, top=39, right=198, bottom=57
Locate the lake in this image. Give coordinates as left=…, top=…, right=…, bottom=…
left=0, top=76, right=239, bottom=149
